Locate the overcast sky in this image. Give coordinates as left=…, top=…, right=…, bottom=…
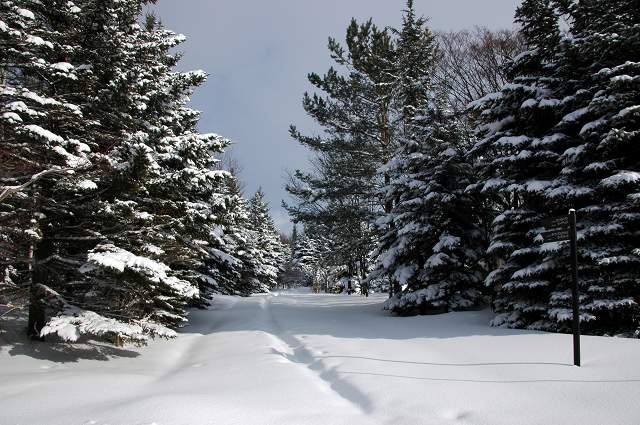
left=151, top=0, right=521, bottom=233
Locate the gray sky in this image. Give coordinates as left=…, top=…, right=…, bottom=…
left=152, top=0, right=520, bottom=234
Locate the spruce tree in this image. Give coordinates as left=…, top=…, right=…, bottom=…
left=470, top=0, right=570, bottom=330
left=372, top=1, right=485, bottom=314
left=0, top=1, right=239, bottom=343
left=1, top=0, right=92, bottom=338
left=52, top=11, right=234, bottom=341
left=224, top=180, right=271, bottom=295
left=248, top=189, right=287, bottom=290
left=473, top=0, right=640, bottom=335
left=289, top=230, right=321, bottom=286
left=544, top=0, right=640, bottom=334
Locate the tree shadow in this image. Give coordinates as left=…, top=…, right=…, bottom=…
left=4, top=339, right=140, bottom=363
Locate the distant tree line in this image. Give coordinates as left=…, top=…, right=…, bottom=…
left=286, top=0, right=640, bottom=336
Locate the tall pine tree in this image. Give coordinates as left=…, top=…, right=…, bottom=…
left=372, top=1, right=485, bottom=314
left=472, top=0, right=640, bottom=335
left=544, top=0, right=640, bottom=334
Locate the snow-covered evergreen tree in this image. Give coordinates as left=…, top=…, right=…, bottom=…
left=286, top=18, right=397, bottom=286
left=219, top=179, right=271, bottom=295
left=372, top=1, right=485, bottom=314
left=471, top=0, right=639, bottom=335
left=290, top=224, right=298, bottom=253
left=379, top=117, right=486, bottom=314
left=289, top=230, right=319, bottom=286
left=52, top=11, right=234, bottom=341
left=543, top=0, right=640, bottom=334
left=0, top=0, right=93, bottom=338
left=2, top=1, right=239, bottom=343
left=469, top=0, right=571, bottom=331
left=248, top=189, right=287, bottom=290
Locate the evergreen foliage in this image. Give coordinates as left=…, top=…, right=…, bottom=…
left=0, top=0, right=280, bottom=345
left=248, top=189, right=288, bottom=290
left=287, top=0, right=639, bottom=336
left=372, top=1, right=485, bottom=314
left=471, top=0, right=640, bottom=334
left=2, top=0, right=638, bottom=345
left=286, top=17, right=397, bottom=286
left=469, top=0, right=568, bottom=330
left=547, top=0, right=640, bottom=334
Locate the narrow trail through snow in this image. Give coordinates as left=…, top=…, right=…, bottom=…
left=1, top=289, right=640, bottom=425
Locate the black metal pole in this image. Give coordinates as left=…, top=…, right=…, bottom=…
left=568, top=209, right=581, bottom=366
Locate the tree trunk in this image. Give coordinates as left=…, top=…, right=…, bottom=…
left=28, top=238, right=52, bottom=340
left=384, top=172, right=396, bottom=299
left=393, top=279, right=401, bottom=296
left=27, top=186, right=49, bottom=341
left=347, top=262, right=354, bottom=294
left=27, top=248, right=46, bottom=341
left=359, top=257, right=368, bottom=297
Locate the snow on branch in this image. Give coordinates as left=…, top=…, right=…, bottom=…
left=0, top=168, right=73, bottom=203
left=41, top=309, right=148, bottom=343
left=38, top=285, right=178, bottom=344
left=82, top=243, right=199, bottom=299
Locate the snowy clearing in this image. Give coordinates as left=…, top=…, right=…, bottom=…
left=1, top=289, right=640, bottom=425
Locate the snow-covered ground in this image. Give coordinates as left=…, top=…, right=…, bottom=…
left=1, top=289, right=639, bottom=425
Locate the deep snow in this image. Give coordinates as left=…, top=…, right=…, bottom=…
left=1, top=289, right=640, bottom=425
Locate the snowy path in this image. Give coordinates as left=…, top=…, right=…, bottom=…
left=1, top=290, right=640, bottom=425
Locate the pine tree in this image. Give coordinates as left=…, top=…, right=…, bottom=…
left=379, top=116, right=486, bottom=314
left=31, top=5, right=187, bottom=342
left=290, top=224, right=298, bottom=256
left=0, top=1, right=239, bottom=343
left=1, top=0, right=92, bottom=338
left=469, top=0, right=571, bottom=330
left=299, top=224, right=334, bottom=291
left=248, top=189, right=287, bottom=290
left=286, top=18, right=397, bottom=286
left=543, top=0, right=640, bottom=334
left=472, top=0, right=640, bottom=335
left=289, top=230, right=318, bottom=286
left=371, top=1, right=485, bottom=314
left=211, top=176, right=268, bottom=295
left=52, top=11, right=234, bottom=341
